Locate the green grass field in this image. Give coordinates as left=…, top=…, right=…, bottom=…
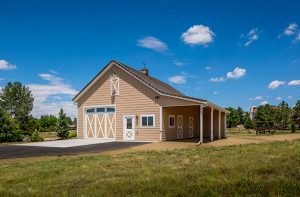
left=0, top=140, right=300, bottom=196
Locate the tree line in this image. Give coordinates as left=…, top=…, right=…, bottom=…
left=226, top=100, right=300, bottom=133
left=0, top=82, right=76, bottom=142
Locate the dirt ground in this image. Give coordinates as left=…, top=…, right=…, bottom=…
left=104, top=133, right=300, bottom=155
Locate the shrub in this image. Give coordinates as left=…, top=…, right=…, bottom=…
left=290, top=124, right=296, bottom=133
left=68, top=130, right=77, bottom=138
left=30, top=131, right=44, bottom=142
left=0, top=109, right=22, bottom=142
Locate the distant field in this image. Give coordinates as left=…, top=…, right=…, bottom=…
left=227, top=127, right=298, bottom=136
left=40, top=130, right=77, bottom=141
left=0, top=140, right=299, bottom=196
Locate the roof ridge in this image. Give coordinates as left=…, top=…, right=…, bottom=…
left=73, top=60, right=207, bottom=103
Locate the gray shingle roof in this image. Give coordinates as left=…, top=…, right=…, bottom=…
left=73, top=60, right=207, bottom=103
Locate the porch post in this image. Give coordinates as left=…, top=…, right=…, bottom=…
left=210, top=108, right=214, bottom=141
left=160, top=106, right=163, bottom=141
left=218, top=110, right=221, bottom=140
left=224, top=112, right=227, bottom=138
left=198, top=105, right=204, bottom=144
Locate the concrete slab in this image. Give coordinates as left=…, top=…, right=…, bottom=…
left=16, top=138, right=115, bottom=148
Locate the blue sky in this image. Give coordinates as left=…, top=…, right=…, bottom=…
left=0, top=0, right=300, bottom=117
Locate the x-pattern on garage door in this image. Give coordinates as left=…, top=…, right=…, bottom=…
left=84, top=106, right=116, bottom=139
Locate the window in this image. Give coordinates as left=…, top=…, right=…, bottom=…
left=110, top=77, right=119, bottom=96
left=96, top=108, right=105, bottom=113
left=140, top=115, right=155, bottom=128
left=169, top=115, right=175, bottom=128
left=106, top=107, right=115, bottom=113
left=86, top=108, right=95, bottom=113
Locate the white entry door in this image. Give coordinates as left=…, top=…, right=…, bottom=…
left=189, top=116, right=194, bottom=138
left=123, top=115, right=135, bottom=140
left=177, top=115, right=183, bottom=139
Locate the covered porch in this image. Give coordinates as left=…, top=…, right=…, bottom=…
left=159, top=104, right=227, bottom=143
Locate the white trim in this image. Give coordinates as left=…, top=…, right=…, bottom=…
left=110, top=77, right=119, bottom=96
left=76, top=106, right=78, bottom=138
left=210, top=108, right=214, bottom=141
left=73, top=61, right=208, bottom=106
left=218, top=110, right=221, bottom=140
left=140, top=114, right=155, bottom=128
left=160, top=106, right=163, bottom=141
left=198, top=105, right=204, bottom=145
left=168, top=115, right=175, bottom=128
left=224, top=113, right=227, bottom=138
left=177, top=115, right=183, bottom=139
left=207, top=101, right=229, bottom=113
left=74, top=62, right=115, bottom=102
left=83, top=104, right=116, bottom=140
left=123, top=115, right=135, bottom=141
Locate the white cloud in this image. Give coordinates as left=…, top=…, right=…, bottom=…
left=244, top=28, right=259, bottom=46
left=137, top=36, right=168, bottom=53
left=284, top=23, right=298, bottom=36
left=276, top=96, right=282, bottom=100
left=168, top=75, right=186, bottom=84
left=209, top=67, right=246, bottom=83
left=181, top=25, right=215, bottom=46
left=268, top=80, right=286, bottom=89
left=213, top=91, right=219, bottom=95
left=249, top=96, right=263, bottom=101
left=288, top=80, right=300, bottom=86
left=260, top=101, right=268, bottom=106
left=226, top=67, right=246, bottom=79
left=173, top=60, right=186, bottom=66
left=0, top=60, right=17, bottom=70
left=209, top=77, right=226, bottom=83
left=205, top=66, right=212, bottom=70
left=287, top=96, right=293, bottom=99
left=280, top=23, right=300, bottom=42
left=28, top=73, right=78, bottom=118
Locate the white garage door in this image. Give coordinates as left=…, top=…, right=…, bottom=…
left=84, top=106, right=116, bottom=139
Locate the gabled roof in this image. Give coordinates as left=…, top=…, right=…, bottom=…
left=72, top=60, right=207, bottom=103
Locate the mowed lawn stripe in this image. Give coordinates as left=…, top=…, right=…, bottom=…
left=0, top=140, right=300, bottom=196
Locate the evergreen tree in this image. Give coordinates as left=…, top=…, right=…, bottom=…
left=56, top=109, right=69, bottom=139
left=277, top=101, right=291, bottom=129
left=292, top=100, right=300, bottom=128
left=243, top=112, right=254, bottom=129
left=0, top=82, right=34, bottom=130
left=237, top=107, right=244, bottom=125
left=225, top=107, right=240, bottom=128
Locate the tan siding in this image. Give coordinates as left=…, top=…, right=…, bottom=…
left=203, top=107, right=211, bottom=138
left=163, top=106, right=200, bottom=140
left=77, top=65, right=160, bottom=141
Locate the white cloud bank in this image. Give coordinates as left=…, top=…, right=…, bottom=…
left=28, top=72, right=78, bottom=118
left=0, top=60, right=17, bottom=70
left=168, top=75, right=186, bottom=84
left=268, top=80, right=286, bottom=89
left=210, top=67, right=246, bottom=83
left=181, top=25, right=215, bottom=46
left=137, top=36, right=168, bottom=53
left=288, top=80, right=300, bottom=86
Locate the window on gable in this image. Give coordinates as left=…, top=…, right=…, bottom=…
left=141, top=115, right=155, bottom=128
left=110, top=77, right=119, bottom=96
left=169, top=115, right=175, bottom=128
